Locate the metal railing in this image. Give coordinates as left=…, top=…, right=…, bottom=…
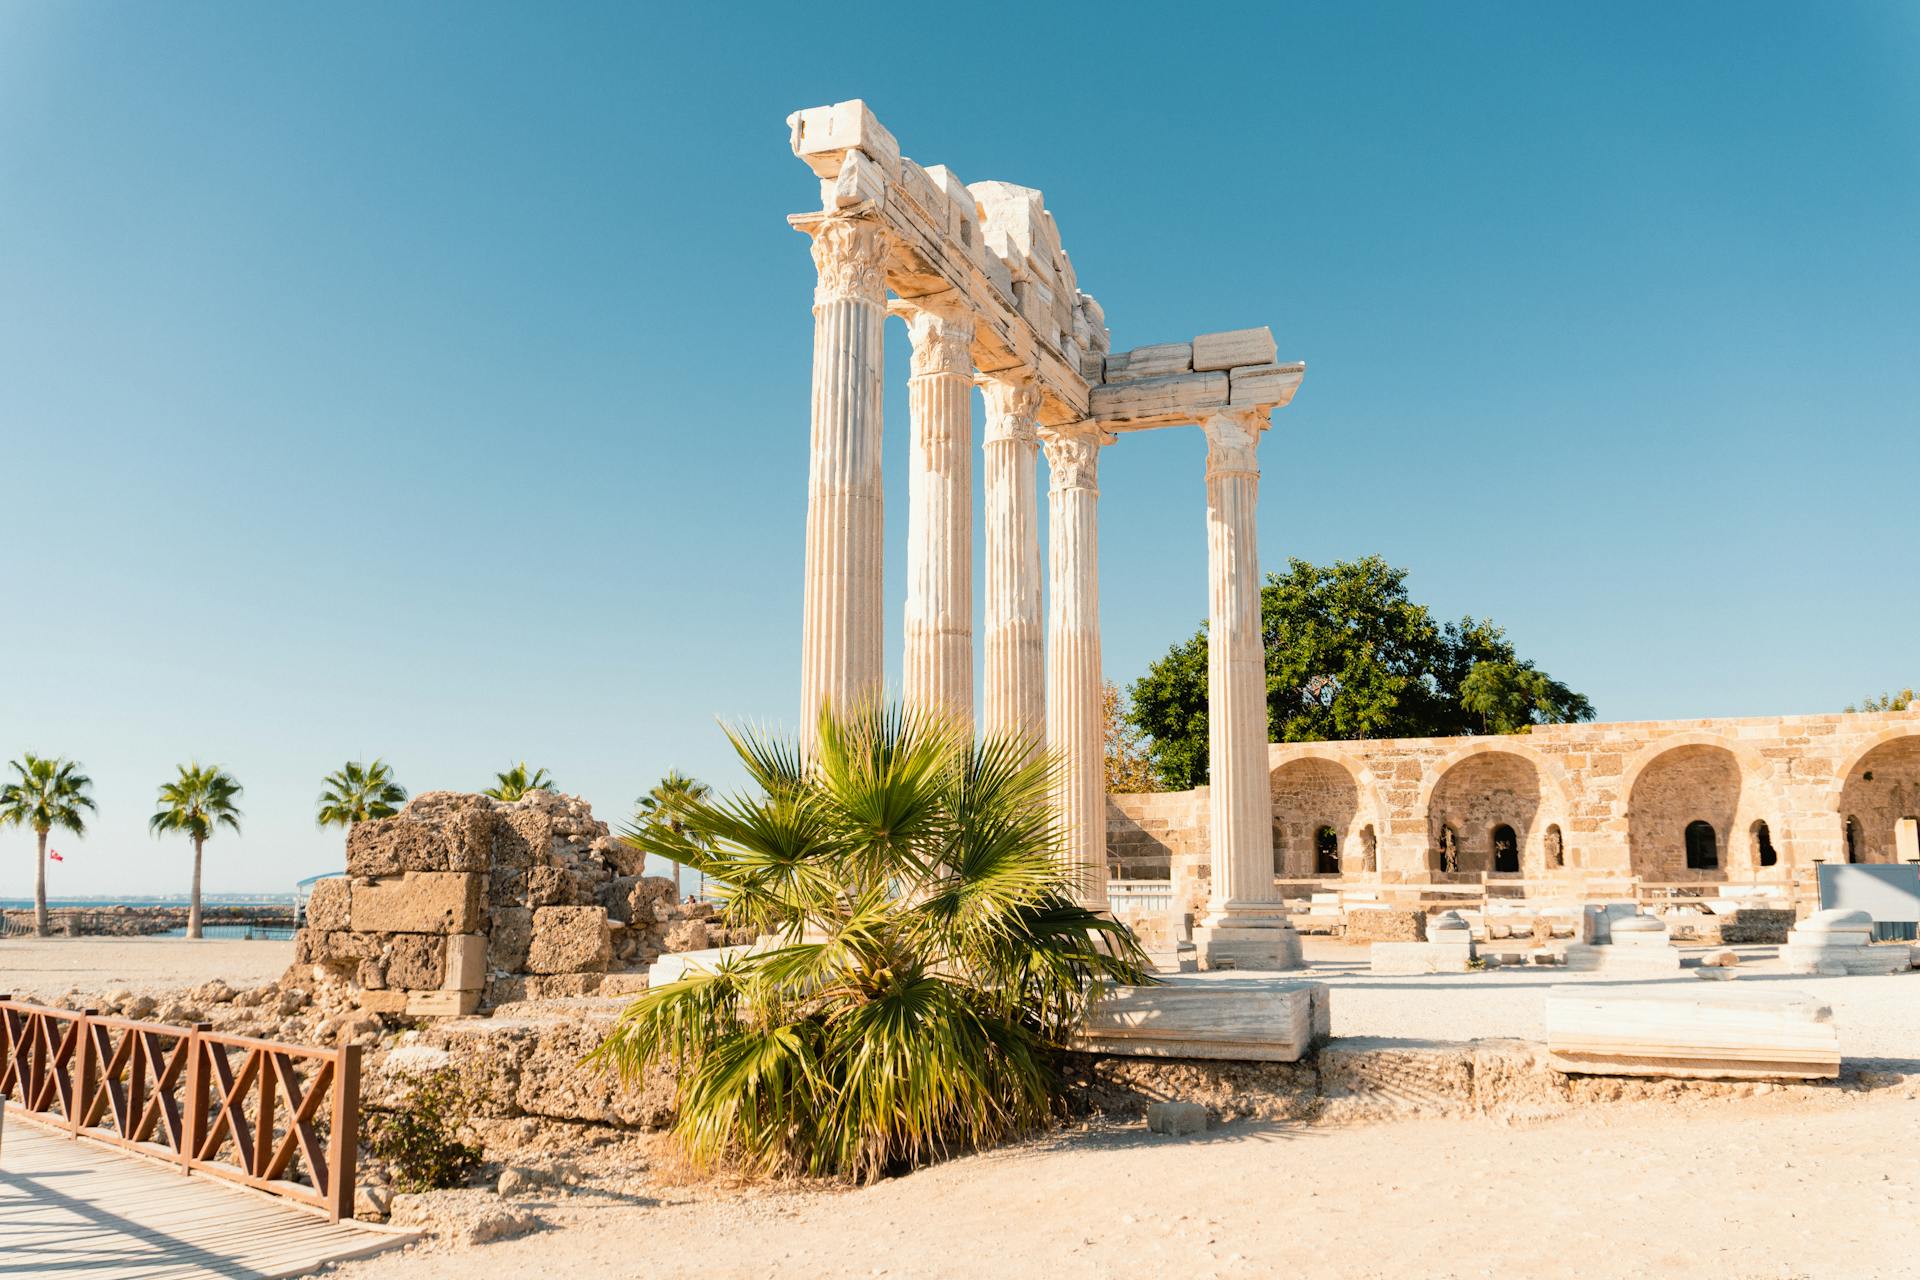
left=0, top=997, right=362, bottom=1221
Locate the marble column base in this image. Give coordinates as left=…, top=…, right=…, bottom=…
left=1194, top=905, right=1304, bottom=972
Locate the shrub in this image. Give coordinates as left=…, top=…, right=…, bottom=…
left=369, top=1069, right=484, bottom=1192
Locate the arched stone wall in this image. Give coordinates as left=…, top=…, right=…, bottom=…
left=1835, top=733, right=1920, bottom=863
left=1627, top=744, right=1752, bottom=879
left=1270, top=757, right=1361, bottom=878
left=1426, top=751, right=1546, bottom=875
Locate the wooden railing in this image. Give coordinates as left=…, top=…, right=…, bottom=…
left=0, top=997, right=361, bottom=1221
left=1264, top=870, right=1820, bottom=916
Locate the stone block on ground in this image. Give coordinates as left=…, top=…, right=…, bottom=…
left=1145, top=1101, right=1209, bottom=1135
left=646, top=944, right=757, bottom=987
left=1779, top=909, right=1909, bottom=975
left=1544, top=985, right=1840, bottom=1080
left=1071, top=977, right=1330, bottom=1063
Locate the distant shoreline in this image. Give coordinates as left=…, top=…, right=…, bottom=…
left=0, top=895, right=296, bottom=909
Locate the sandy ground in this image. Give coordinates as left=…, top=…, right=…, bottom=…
left=0, top=936, right=295, bottom=999
left=328, top=1095, right=1920, bottom=1280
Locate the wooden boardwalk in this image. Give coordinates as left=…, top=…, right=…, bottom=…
left=0, top=1115, right=413, bottom=1278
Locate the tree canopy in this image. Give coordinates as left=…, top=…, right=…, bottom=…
left=1128, top=556, right=1595, bottom=789
left=316, top=759, right=408, bottom=829
left=485, top=762, right=555, bottom=801
left=1845, top=688, right=1914, bottom=713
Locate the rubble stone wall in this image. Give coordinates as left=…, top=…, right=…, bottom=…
left=293, top=790, right=745, bottom=1017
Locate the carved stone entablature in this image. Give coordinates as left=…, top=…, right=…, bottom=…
left=1039, top=425, right=1104, bottom=494
left=980, top=370, right=1041, bottom=446
left=1201, top=408, right=1269, bottom=481
left=808, top=216, right=888, bottom=309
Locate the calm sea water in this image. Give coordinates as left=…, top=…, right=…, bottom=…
left=0, top=896, right=294, bottom=910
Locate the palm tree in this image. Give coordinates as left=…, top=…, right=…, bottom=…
left=592, top=703, right=1150, bottom=1183
left=149, top=763, right=243, bottom=940
left=316, top=759, right=408, bottom=830
left=484, top=762, right=554, bottom=802
left=633, top=769, right=713, bottom=898
left=0, top=755, right=97, bottom=937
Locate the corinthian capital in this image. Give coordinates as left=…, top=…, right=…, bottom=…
left=1040, top=425, right=1103, bottom=494
left=897, top=292, right=976, bottom=378
left=1201, top=408, right=1269, bottom=481
left=808, top=217, right=888, bottom=308
left=979, top=369, right=1041, bottom=446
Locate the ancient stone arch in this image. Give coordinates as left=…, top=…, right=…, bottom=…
left=1269, top=755, right=1374, bottom=878
left=1626, top=742, right=1766, bottom=879
left=1422, top=747, right=1563, bottom=875
left=1832, top=730, right=1920, bottom=864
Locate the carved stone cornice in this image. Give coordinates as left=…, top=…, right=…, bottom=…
left=808, top=216, right=888, bottom=309
left=1040, top=425, right=1104, bottom=493
left=1201, top=408, right=1269, bottom=481
left=897, top=293, right=976, bottom=378
left=980, top=370, right=1041, bottom=446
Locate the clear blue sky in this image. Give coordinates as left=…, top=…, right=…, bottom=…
left=2, top=2, right=1915, bottom=897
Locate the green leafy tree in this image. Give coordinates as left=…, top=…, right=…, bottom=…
left=316, top=759, right=408, bottom=830
left=484, top=762, right=554, bottom=802
left=1845, top=689, right=1915, bottom=713
left=0, top=755, right=97, bottom=937
left=1103, top=682, right=1159, bottom=794
left=591, top=704, right=1150, bottom=1183
left=149, top=763, right=243, bottom=940
left=1129, top=556, right=1595, bottom=788
left=634, top=769, right=713, bottom=898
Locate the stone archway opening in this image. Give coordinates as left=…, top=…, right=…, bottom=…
left=1270, top=757, right=1362, bottom=879
left=1837, top=735, right=1920, bottom=863
left=1685, top=819, right=1720, bottom=870
left=1427, top=752, right=1545, bottom=876
left=1628, top=744, right=1743, bottom=881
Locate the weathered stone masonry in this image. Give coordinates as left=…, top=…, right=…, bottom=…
left=1110, top=707, right=1920, bottom=899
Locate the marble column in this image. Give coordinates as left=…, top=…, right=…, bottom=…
left=799, top=216, right=889, bottom=747
left=1193, top=408, right=1302, bottom=970
left=980, top=370, right=1045, bottom=747
left=1042, top=425, right=1108, bottom=910
left=899, top=293, right=977, bottom=730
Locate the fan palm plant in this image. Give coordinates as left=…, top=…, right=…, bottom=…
left=634, top=769, right=713, bottom=897
left=149, top=763, right=243, bottom=940
left=484, top=762, right=554, bottom=802
left=590, top=703, right=1150, bottom=1183
left=316, top=759, right=408, bottom=830
left=0, top=755, right=97, bottom=937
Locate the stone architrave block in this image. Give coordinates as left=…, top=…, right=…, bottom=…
left=1089, top=372, right=1229, bottom=426
left=1102, top=342, right=1193, bottom=384
left=444, top=934, right=488, bottom=992
left=1227, top=361, right=1306, bottom=409
left=1192, top=327, right=1277, bottom=372
left=305, top=877, right=351, bottom=932
left=1071, top=978, right=1330, bottom=1063
left=526, top=906, right=613, bottom=975
left=349, top=872, right=485, bottom=936
left=830, top=148, right=888, bottom=210
left=789, top=99, right=901, bottom=181
left=1544, top=986, right=1840, bottom=1080
left=386, top=934, right=447, bottom=989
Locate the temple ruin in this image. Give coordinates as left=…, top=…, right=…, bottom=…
left=787, top=99, right=1307, bottom=969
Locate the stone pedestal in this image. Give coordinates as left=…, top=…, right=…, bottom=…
left=1192, top=409, right=1301, bottom=971
left=799, top=216, right=889, bottom=744
left=1562, top=913, right=1680, bottom=974
left=1780, top=908, right=1910, bottom=975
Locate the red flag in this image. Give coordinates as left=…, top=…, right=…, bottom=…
left=49, top=850, right=63, bottom=862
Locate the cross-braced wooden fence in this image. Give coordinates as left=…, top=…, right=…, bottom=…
left=0, top=997, right=361, bottom=1221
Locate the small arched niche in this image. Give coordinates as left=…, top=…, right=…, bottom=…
left=1314, top=825, right=1341, bottom=875
left=1491, top=824, right=1520, bottom=874
left=1751, top=819, right=1777, bottom=868
left=1685, top=819, right=1719, bottom=870
left=1546, top=823, right=1565, bottom=869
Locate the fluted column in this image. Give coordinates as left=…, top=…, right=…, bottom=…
left=1193, top=408, right=1302, bottom=970
left=799, top=216, right=889, bottom=746
left=1042, top=425, right=1108, bottom=910
left=898, top=293, right=976, bottom=730
left=980, top=371, right=1044, bottom=747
